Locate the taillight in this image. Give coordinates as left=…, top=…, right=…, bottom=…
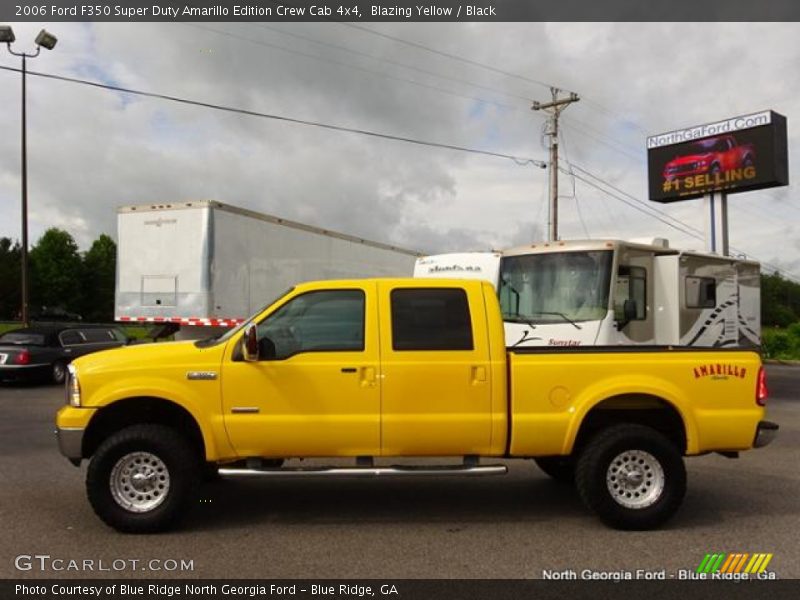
left=756, top=366, right=768, bottom=406
left=14, top=350, right=30, bottom=365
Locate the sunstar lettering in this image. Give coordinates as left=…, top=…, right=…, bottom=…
left=693, top=364, right=747, bottom=379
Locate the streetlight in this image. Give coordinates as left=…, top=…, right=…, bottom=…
left=1, top=25, right=58, bottom=325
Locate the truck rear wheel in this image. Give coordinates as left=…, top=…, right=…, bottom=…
left=534, top=457, right=574, bottom=483
left=575, top=424, right=686, bottom=530
left=86, top=424, right=200, bottom=533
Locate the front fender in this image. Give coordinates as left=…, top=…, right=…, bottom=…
left=87, top=376, right=235, bottom=461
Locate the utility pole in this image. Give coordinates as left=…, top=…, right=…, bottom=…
left=532, top=88, right=579, bottom=242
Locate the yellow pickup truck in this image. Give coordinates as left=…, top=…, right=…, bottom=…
left=56, top=278, right=777, bottom=533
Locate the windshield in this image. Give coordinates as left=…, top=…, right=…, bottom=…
left=194, top=287, right=295, bottom=348
left=499, top=250, right=613, bottom=324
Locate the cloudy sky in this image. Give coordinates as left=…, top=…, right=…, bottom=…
left=0, top=22, right=798, bottom=278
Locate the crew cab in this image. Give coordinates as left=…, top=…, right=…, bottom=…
left=663, top=135, right=755, bottom=180
left=55, top=279, right=777, bottom=533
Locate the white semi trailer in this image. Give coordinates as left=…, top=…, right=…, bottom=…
left=414, top=238, right=760, bottom=349
left=116, top=201, right=420, bottom=339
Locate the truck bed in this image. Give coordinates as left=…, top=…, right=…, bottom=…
left=507, top=346, right=763, bottom=457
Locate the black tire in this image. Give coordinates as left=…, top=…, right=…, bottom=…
left=52, top=361, right=68, bottom=385
left=575, top=424, right=686, bottom=530
left=534, top=456, right=574, bottom=483
left=86, top=424, right=200, bottom=533
left=202, top=462, right=221, bottom=482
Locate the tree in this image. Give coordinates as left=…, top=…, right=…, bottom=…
left=761, top=272, right=800, bottom=328
left=0, top=238, right=21, bottom=320
left=29, top=228, right=84, bottom=317
left=81, top=234, right=117, bottom=322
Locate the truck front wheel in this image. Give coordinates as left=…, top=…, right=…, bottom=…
left=575, top=424, right=686, bottom=530
left=86, top=424, right=200, bottom=533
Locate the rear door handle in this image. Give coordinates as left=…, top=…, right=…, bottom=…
left=360, top=367, right=377, bottom=387
left=471, top=366, right=487, bottom=385
left=341, top=367, right=357, bottom=373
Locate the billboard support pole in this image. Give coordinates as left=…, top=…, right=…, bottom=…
left=704, top=192, right=729, bottom=256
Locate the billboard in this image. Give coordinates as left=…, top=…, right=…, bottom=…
left=647, top=110, right=788, bottom=203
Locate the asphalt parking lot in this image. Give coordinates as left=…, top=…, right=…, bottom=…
left=1, top=365, right=798, bottom=580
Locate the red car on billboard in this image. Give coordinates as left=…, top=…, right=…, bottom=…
left=663, top=135, right=755, bottom=180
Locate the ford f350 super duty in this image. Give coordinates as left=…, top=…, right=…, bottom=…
left=56, top=278, right=777, bottom=533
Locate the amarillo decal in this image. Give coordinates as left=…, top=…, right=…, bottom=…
left=693, top=364, right=747, bottom=379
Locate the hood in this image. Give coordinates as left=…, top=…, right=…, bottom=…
left=72, top=340, right=224, bottom=376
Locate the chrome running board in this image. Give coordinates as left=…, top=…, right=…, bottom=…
left=219, top=464, right=508, bottom=478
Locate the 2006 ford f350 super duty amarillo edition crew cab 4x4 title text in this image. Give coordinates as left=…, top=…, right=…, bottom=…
left=56, top=278, right=777, bottom=533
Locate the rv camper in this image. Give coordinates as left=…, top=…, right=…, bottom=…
left=414, top=239, right=760, bottom=349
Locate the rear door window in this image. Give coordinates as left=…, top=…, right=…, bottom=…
left=390, top=288, right=474, bottom=351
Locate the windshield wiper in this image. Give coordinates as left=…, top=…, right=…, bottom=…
left=503, top=315, right=537, bottom=328
left=528, top=311, right=583, bottom=330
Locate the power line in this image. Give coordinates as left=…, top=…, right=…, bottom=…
left=0, top=64, right=547, bottom=168
left=245, top=23, right=534, bottom=105
left=561, top=118, right=643, bottom=163
left=558, top=129, right=590, bottom=239
left=563, top=167, right=704, bottom=240
left=337, top=22, right=558, bottom=91
left=568, top=164, right=704, bottom=236
left=181, top=23, right=520, bottom=112
left=335, top=23, right=659, bottom=139
left=248, top=23, right=659, bottom=163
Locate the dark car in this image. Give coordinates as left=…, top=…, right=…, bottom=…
left=0, top=324, right=128, bottom=384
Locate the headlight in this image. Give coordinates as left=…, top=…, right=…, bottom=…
left=66, top=364, right=81, bottom=407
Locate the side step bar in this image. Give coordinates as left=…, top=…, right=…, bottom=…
left=219, top=464, right=508, bottom=478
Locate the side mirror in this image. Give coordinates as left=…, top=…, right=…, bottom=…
left=616, top=299, right=638, bottom=331
left=242, top=325, right=259, bottom=362
left=258, top=336, right=277, bottom=360
left=623, top=299, right=638, bottom=321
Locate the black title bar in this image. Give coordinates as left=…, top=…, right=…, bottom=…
left=4, top=580, right=800, bottom=600
left=3, top=0, right=800, bottom=22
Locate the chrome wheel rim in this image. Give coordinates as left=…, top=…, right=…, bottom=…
left=110, top=452, right=170, bottom=513
left=606, top=450, right=664, bottom=509
left=53, top=363, right=66, bottom=382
